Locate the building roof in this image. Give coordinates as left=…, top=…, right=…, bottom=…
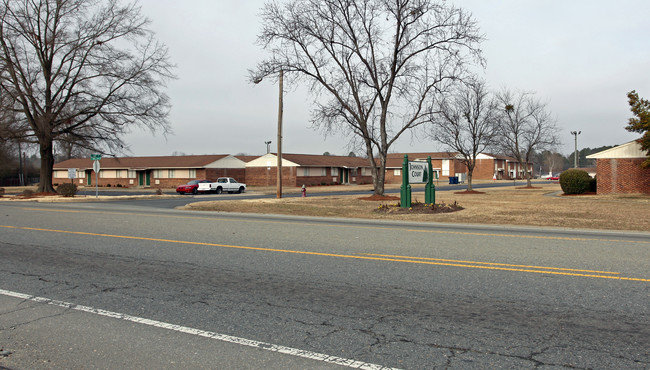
left=234, top=155, right=259, bottom=163
left=586, top=140, right=647, bottom=159
left=281, top=153, right=371, bottom=167
left=246, top=153, right=372, bottom=168
left=384, top=152, right=459, bottom=167
left=54, top=155, right=230, bottom=169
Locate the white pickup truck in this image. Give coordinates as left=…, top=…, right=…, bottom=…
left=197, top=177, right=246, bottom=194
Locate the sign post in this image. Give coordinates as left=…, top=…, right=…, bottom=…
left=400, top=155, right=411, bottom=208
left=91, top=154, right=101, bottom=198
left=424, top=156, right=435, bottom=205
left=401, top=156, right=435, bottom=208
left=67, top=168, right=76, bottom=184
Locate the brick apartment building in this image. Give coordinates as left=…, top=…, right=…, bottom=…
left=245, top=153, right=374, bottom=187
left=384, top=152, right=534, bottom=184
left=53, top=155, right=250, bottom=188
left=586, top=141, right=650, bottom=194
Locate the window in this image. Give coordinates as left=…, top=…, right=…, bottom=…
left=442, top=160, right=450, bottom=176
left=394, top=169, right=401, bottom=176
left=331, top=167, right=339, bottom=176
left=153, top=169, right=163, bottom=178
left=321, top=168, right=327, bottom=176
left=168, top=169, right=175, bottom=178
left=115, top=170, right=123, bottom=178
left=189, top=169, right=196, bottom=178
left=128, top=170, right=136, bottom=178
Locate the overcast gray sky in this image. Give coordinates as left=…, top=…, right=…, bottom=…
left=127, top=0, right=649, bottom=157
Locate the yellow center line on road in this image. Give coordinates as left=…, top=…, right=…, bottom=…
left=359, top=253, right=620, bottom=275
left=17, top=207, right=650, bottom=245
left=2, top=224, right=649, bottom=283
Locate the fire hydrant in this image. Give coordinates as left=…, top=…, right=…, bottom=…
left=301, top=184, right=306, bottom=197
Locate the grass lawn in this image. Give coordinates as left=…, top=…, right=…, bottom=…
left=184, top=183, right=650, bottom=232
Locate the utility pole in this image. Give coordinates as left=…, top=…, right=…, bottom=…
left=570, top=131, right=581, bottom=168
left=276, top=70, right=283, bottom=199
left=253, top=71, right=284, bottom=198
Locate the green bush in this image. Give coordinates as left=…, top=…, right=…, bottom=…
left=0, top=187, right=4, bottom=197
left=22, top=189, right=34, bottom=198
left=56, top=183, right=78, bottom=197
left=559, top=169, right=591, bottom=195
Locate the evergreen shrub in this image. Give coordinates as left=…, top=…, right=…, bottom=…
left=559, top=169, right=590, bottom=195
left=56, top=183, right=78, bottom=197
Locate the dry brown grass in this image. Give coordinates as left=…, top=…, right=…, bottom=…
left=184, top=183, right=650, bottom=232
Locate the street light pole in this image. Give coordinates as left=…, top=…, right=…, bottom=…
left=253, top=70, right=284, bottom=199
left=276, top=70, right=283, bottom=199
left=570, top=131, right=581, bottom=168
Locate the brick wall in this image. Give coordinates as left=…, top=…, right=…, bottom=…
left=596, top=158, right=650, bottom=194
left=472, top=159, right=495, bottom=180
left=246, top=167, right=297, bottom=187
left=205, top=168, right=246, bottom=183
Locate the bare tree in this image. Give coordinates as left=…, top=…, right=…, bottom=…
left=495, top=89, right=560, bottom=187
left=0, top=0, right=174, bottom=192
left=429, top=79, right=499, bottom=191
left=55, top=132, right=94, bottom=161
left=541, top=150, right=564, bottom=176
left=251, top=0, right=483, bottom=195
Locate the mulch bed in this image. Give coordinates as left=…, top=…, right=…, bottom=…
left=359, top=194, right=400, bottom=201
left=374, top=201, right=463, bottom=214
left=11, top=192, right=58, bottom=199
left=454, top=190, right=485, bottom=195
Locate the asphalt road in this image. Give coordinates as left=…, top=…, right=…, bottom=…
left=0, top=201, right=648, bottom=369
left=75, top=179, right=542, bottom=198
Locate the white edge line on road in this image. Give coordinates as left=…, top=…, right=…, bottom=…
left=0, top=288, right=397, bottom=370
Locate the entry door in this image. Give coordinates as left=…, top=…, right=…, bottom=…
left=340, top=169, right=349, bottom=184
left=138, top=171, right=151, bottom=186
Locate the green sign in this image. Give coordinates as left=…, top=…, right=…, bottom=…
left=90, top=154, right=101, bottom=160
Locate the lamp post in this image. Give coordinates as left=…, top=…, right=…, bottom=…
left=276, top=70, right=283, bottom=199
left=570, top=131, right=581, bottom=168
left=254, top=70, right=284, bottom=198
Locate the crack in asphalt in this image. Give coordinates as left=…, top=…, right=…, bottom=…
left=1, top=241, right=649, bottom=369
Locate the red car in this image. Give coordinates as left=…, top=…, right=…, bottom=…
left=547, top=176, right=560, bottom=181
left=176, top=179, right=210, bottom=194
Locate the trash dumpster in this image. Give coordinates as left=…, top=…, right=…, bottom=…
left=449, top=176, right=459, bottom=184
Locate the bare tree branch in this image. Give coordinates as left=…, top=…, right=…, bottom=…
left=429, top=79, right=499, bottom=191
left=251, top=0, right=483, bottom=195
left=495, top=88, right=560, bottom=187
left=0, top=0, right=175, bottom=192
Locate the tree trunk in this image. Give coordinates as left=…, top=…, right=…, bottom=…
left=375, top=158, right=386, bottom=196
left=467, top=171, right=473, bottom=191
left=38, top=137, right=55, bottom=193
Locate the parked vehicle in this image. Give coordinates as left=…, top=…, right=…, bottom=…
left=176, top=179, right=210, bottom=194
left=197, top=177, right=246, bottom=194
